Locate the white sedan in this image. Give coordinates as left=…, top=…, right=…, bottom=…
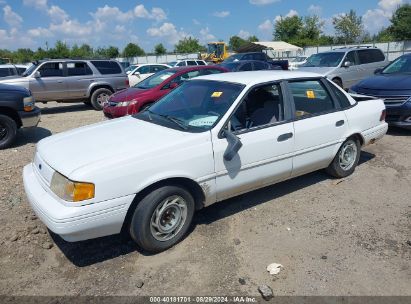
left=127, top=63, right=170, bottom=86
left=23, top=71, right=388, bottom=253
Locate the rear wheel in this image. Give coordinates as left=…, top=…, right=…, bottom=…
left=90, top=88, right=112, bottom=111
left=0, top=114, right=18, bottom=150
left=129, top=185, right=195, bottom=253
left=326, top=138, right=360, bottom=178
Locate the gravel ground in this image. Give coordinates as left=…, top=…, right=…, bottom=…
left=0, top=102, right=410, bottom=297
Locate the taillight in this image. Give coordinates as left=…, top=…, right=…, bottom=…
left=125, top=79, right=129, bottom=87
left=380, top=109, right=386, bottom=121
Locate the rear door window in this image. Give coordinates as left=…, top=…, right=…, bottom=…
left=91, top=61, right=122, bottom=74
left=369, top=49, right=385, bottom=62
left=344, top=51, right=358, bottom=65
left=196, top=61, right=206, bottom=65
left=187, top=61, right=197, bottom=66
left=289, top=80, right=336, bottom=118
left=150, top=65, right=168, bottom=73
left=137, top=66, right=151, bottom=74
left=38, top=62, right=64, bottom=77
left=67, top=62, right=92, bottom=76
left=239, top=63, right=253, bottom=71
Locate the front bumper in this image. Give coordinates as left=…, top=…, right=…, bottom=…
left=103, top=104, right=129, bottom=119
left=23, top=164, right=134, bottom=242
left=19, top=107, right=41, bottom=128
left=385, top=102, right=411, bottom=130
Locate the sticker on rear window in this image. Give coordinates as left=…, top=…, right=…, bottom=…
left=306, top=90, right=315, bottom=99
left=211, top=91, right=223, bottom=98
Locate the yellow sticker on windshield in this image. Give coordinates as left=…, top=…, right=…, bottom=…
left=306, top=90, right=316, bottom=99
left=211, top=91, right=223, bottom=98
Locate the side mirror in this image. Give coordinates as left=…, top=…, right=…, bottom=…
left=374, top=68, right=383, bottom=74
left=223, top=129, right=243, bottom=161
left=342, top=61, right=352, bottom=68
left=33, top=71, right=41, bottom=78
left=133, top=71, right=140, bottom=76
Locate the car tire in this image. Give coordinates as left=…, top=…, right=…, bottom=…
left=0, top=114, right=18, bottom=150
left=326, top=138, right=361, bottom=178
left=332, top=78, right=343, bottom=89
left=90, top=88, right=112, bottom=111
left=129, top=185, right=195, bottom=253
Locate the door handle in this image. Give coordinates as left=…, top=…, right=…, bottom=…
left=336, top=120, right=345, bottom=127
left=277, top=132, right=293, bottom=142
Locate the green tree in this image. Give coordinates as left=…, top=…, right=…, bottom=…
left=174, top=37, right=205, bottom=53
left=106, top=46, right=120, bottom=58
left=388, top=4, right=411, bottom=40
left=228, top=35, right=247, bottom=51
left=247, top=35, right=259, bottom=42
left=302, top=15, right=324, bottom=41
left=13, top=49, right=34, bottom=63
left=332, top=10, right=364, bottom=44
left=274, top=15, right=303, bottom=42
left=154, top=43, right=167, bottom=55
left=375, top=28, right=394, bottom=42
left=123, top=43, right=145, bottom=58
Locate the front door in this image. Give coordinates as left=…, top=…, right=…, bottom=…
left=29, top=62, right=67, bottom=101
left=287, top=79, right=348, bottom=177
left=212, top=82, right=294, bottom=201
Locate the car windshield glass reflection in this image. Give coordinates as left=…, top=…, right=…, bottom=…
left=382, top=56, right=411, bottom=74
left=302, top=53, right=345, bottom=67
left=135, top=70, right=177, bottom=89
left=22, top=63, right=37, bottom=77
left=134, top=80, right=244, bottom=132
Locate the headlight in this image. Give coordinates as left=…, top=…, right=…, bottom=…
left=50, top=171, right=95, bottom=202
left=117, top=100, right=137, bottom=107
left=23, top=96, right=35, bottom=112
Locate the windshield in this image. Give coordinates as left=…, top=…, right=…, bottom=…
left=22, top=63, right=37, bottom=77
left=135, top=69, right=177, bottom=89
left=382, top=56, right=411, bottom=74
left=134, top=80, right=244, bottom=132
left=291, top=57, right=307, bottom=63
left=168, top=61, right=177, bottom=66
left=223, top=54, right=243, bottom=63
left=125, top=65, right=138, bottom=73
left=302, top=52, right=345, bottom=67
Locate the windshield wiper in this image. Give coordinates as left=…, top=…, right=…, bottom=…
left=150, top=112, right=188, bottom=130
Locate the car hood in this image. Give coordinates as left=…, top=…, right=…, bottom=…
left=0, top=83, right=30, bottom=95
left=37, top=117, right=203, bottom=179
left=297, top=66, right=335, bottom=75
left=354, top=74, right=411, bottom=91
left=109, top=87, right=152, bottom=102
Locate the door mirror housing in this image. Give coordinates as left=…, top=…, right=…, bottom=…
left=133, top=71, right=140, bottom=76
left=223, top=129, right=243, bottom=161
left=342, top=61, right=352, bottom=68
left=374, top=68, right=383, bottom=74
left=33, top=71, right=41, bottom=78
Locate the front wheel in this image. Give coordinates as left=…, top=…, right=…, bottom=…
left=326, top=138, right=361, bottom=178
left=90, top=88, right=112, bottom=111
left=129, top=185, right=195, bottom=253
left=0, top=114, right=18, bottom=150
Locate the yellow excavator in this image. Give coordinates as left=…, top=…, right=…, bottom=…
left=200, top=42, right=229, bottom=64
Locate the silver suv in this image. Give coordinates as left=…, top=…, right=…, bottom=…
left=0, top=59, right=129, bottom=110
left=298, top=47, right=389, bottom=89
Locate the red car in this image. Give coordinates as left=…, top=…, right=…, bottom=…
left=103, top=65, right=228, bottom=118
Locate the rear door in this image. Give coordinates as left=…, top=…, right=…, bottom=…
left=66, top=61, right=94, bottom=99
left=357, top=49, right=386, bottom=80
left=29, top=62, right=67, bottom=101
left=287, top=79, right=348, bottom=177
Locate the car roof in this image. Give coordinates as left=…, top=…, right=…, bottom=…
left=319, top=47, right=382, bottom=53
left=193, top=71, right=322, bottom=86
left=169, top=65, right=224, bottom=73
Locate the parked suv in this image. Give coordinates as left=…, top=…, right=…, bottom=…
left=0, top=64, right=28, bottom=78
left=299, top=47, right=388, bottom=89
left=167, top=59, right=208, bottom=67
left=0, top=59, right=129, bottom=110
left=0, top=84, right=41, bottom=149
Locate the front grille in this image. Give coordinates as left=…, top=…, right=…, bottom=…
left=386, top=115, right=401, bottom=122
left=381, top=96, right=409, bottom=106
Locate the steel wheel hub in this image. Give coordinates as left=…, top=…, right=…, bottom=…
left=339, top=141, right=357, bottom=171
left=150, top=195, right=187, bottom=242
left=97, top=93, right=109, bottom=105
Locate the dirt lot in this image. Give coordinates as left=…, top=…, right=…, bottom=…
left=0, top=102, right=410, bottom=297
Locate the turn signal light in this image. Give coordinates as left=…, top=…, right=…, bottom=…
left=380, top=109, right=386, bottom=121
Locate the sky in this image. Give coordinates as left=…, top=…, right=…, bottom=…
left=0, top=0, right=409, bottom=51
